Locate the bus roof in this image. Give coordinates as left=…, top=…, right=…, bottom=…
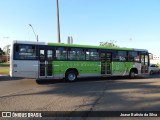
left=13, top=40, right=45, bottom=45
left=13, top=40, right=148, bottom=52
left=48, top=42, right=148, bottom=52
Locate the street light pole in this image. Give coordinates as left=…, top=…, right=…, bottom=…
left=56, top=0, right=61, bottom=43
left=29, top=24, right=38, bottom=42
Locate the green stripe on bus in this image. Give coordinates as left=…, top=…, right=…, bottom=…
left=48, top=43, right=133, bottom=50
left=52, top=61, right=134, bottom=75
left=52, top=61, right=101, bottom=75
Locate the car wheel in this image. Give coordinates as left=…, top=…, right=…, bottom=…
left=150, top=70, right=153, bottom=75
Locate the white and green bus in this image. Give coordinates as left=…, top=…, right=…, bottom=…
left=10, top=40, right=150, bottom=81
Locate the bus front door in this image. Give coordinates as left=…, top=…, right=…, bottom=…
left=141, top=53, right=149, bottom=74
left=101, top=52, right=112, bottom=75
left=38, top=48, right=53, bottom=78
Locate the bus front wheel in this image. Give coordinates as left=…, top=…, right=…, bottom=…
left=129, top=70, right=135, bottom=79
left=65, top=70, right=77, bottom=82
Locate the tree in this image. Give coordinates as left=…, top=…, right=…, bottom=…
left=3, top=45, right=10, bottom=62
left=100, top=40, right=119, bottom=47
left=0, top=48, right=5, bottom=55
left=3, top=45, right=10, bottom=55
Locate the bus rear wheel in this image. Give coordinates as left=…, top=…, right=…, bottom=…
left=129, top=70, right=135, bottom=79
left=65, top=70, right=77, bottom=82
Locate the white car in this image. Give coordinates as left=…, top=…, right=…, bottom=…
left=149, top=64, right=160, bottom=75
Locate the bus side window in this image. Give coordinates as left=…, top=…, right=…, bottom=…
left=117, top=51, right=127, bottom=61
left=128, top=51, right=140, bottom=62
left=68, top=48, right=85, bottom=60
left=86, top=49, right=99, bottom=61
left=14, top=44, right=37, bottom=60
left=76, top=48, right=85, bottom=60
left=47, top=50, right=53, bottom=61
left=56, top=47, right=67, bottom=60
left=112, top=51, right=118, bottom=61
left=68, top=48, right=76, bottom=60
left=40, top=50, right=45, bottom=61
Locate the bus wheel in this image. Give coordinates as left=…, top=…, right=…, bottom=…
left=36, top=79, right=44, bottom=84
left=129, top=70, right=135, bottom=79
left=65, top=70, right=77, bottom=82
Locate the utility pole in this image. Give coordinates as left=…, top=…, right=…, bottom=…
left=56, top=0, right=61, bottom=43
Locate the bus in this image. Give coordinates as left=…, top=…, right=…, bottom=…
left=10, top=40, right=150, bottom=81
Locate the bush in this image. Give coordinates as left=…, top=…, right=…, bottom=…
left=0, top=62, right=10, bottom=67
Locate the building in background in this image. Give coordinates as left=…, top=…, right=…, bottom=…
left=0, top=55, right=10, bottom=63
left=150, top=54, right=160, bottom=64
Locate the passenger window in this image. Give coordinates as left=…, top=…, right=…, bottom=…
left=56, top=47, right=67, bottom=60
left=86, top=49, right=99, bottom=61
left=68, top=48, right=85, bottom=60
left=128, top=51, right=140, bottom=62
left=113, top=51, right=127, bottom=61
left=40, top=50, right=45, bottom=61
left=14, top=44, right=37, bottom=60
left=47, top=50, right=53, bottom=61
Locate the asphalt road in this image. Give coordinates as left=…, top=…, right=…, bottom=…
left=0, top=75, right=160, bottom=119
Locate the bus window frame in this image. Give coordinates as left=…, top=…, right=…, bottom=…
left=128, top=51, right=141, bottom=63
left=54, top=47, right=100, bottom=61
left=55, top=46, right=68, bottom=61
left=112, top=50, right=128, bottom=62
left=67, top=47, right=86, bottom=61
left=85, top=48, right=100, bottom=61
left=13, top=43, right=38, bottom=60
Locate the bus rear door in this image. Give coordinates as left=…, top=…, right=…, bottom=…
left=38, top=47, right=53, bottom=79
left=100, top=52, right=112, bottom=75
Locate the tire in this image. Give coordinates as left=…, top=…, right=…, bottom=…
left=150, top=70, right=153, bottom=75
left=129, top=70, right=135, bottom=79
left=36, top=79, right=44, bottom=84
left=65, top=70, right=77, bottom=82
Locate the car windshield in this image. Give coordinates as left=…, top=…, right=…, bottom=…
left=150, top=64, right=159, bottom=67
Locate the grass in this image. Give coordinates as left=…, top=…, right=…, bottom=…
left=0, top=62, right=10, bottom=67
left=0, top=67, right=9, bottom=75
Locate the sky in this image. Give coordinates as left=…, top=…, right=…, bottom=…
left=0, top=0, right=160, bottom=55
